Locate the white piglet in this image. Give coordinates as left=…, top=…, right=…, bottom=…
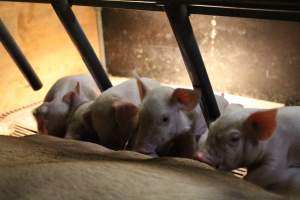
left=133, top=79, right=204, bottom=157
left=33, top=74, right=100, bottom=137
left=83, top=78, right=160, bottom=150
left=195, top=107, right=300, bottom=198
left=62, top=82, right=99, bottom=143
left=132, top=79, right=236, bottom=157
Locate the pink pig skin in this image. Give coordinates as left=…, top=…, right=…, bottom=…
left=83, top=78, right=160, bottom=150
left=33, top=74, right=100, bottom=137
left=196, top=107, right=300, bottom=198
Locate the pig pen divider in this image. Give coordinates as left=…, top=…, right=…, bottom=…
left=0, top=0, right=299, bottom=125
left=0, top=19, right=42, bottom=91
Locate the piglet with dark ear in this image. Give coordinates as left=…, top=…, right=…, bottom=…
left=33, top=74, right=100, bottom=137
left=195, top=106, right=300, bottom=198
left=83, top=78, right=160, bottom=150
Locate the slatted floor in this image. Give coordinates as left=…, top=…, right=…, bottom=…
left=0, top=101, right=39, bottom=136
left=11, top=122, right=37, bottom=137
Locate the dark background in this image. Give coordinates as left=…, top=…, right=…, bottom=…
left=102, top=8, right=300, bottom=105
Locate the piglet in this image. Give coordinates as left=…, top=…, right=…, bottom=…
left=195, top=107, right=300, bottom=198
left=83, top=78, right=160, bottom=150
left=62, top=82, right=99, bottom=143
left=33, top=74, right=100, bottom=137
left=132, top=79, right=230, bottom=158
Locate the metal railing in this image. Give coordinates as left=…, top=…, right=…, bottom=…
left=0, top=0, right=299, bottom=124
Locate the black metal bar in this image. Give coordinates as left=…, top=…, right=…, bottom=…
left=2, top=0, right=300, bottom=10
left=51, top=0, right=112, bottom=91
left=71, top=0, right=163, bottom=11
left=0, top=0, right=164, bottom=11
left=165, top=3, right=220, bottom=124
left=181, top=0, right=300, bottom=10
left=1, top=0, right=300, bottom=22
left=0, top=19, right=42, bottom=91
left=188, top=5, right=300, bottom=22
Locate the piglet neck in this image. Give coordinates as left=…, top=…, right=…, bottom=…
left=72, top=97, right=91, bottom=111
left=68, top=100, right=92, bottom=120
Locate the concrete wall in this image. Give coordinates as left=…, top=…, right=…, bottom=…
left=0, top=3, right=102, bottom=113
left=102, top=9, right=300, bottom=105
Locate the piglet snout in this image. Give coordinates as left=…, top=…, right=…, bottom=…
left=194, top=151, right=217, bottom=168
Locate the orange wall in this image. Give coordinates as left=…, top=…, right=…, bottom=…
left=0, top=2, right=102, bottom=113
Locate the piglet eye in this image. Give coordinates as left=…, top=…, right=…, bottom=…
left=231, top=135, right=240, bottom=143
left=229, top=132, right=241, bottom=145
left=161, top=114, right=169, bottom=124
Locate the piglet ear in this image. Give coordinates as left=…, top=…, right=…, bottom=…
left=62, top=82, right=81, bottom=104
left=113, top=101, right=139, bottom=126
left=171, top=88, right=201, bottom=111
left=62, top=91, right=75, bottom=104
left=74, top=81, right=80, bottom=95
left=136, top=78, right=149, bottom=100
left=243, top=109, right=278, bottom=140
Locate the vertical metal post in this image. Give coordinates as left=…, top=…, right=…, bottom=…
left=165, top=2, right=220, bottom=124
left=51, top=0, right=112, bottom=91
left=0, top=19, right=42, bottom=91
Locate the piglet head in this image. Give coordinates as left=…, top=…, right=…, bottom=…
left=33, top=100, right=69, bottom=137
left=133, top=79, right=201, bottom=156
left=83, top=95, right=139, bottom=150
left=195, top=109, right=278, bottom=171
left=33, top=82, right=84, bottom=137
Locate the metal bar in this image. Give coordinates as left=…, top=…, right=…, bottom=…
left=2, top=0, right=299, bottom=10
left=0, top=0, right=49, bottom=3
left=1, top=0, right=300, bottom=22
left=188, top=5, right=300, bottom=22
left=0, top=0, right=165, bottom=11
left=51, top=0, right=112, bottom=91
left=165, top=3, right=220, bottom=124
left=0, top=19, right=42, bottom=91
left=71, top=0, right=164, bottom=11
left=72, top=0, right=300, bottom=22
left=180, top=0, right=300, bottom=10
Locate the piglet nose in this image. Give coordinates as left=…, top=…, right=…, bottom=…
left=194, top=151, right=205, bottom=161
left=194, top=151, right=216, bottom=168
left=39, top=105, right=48, bottom=114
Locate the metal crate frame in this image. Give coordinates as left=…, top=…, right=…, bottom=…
left=1, top=0, right=300, bottom=125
